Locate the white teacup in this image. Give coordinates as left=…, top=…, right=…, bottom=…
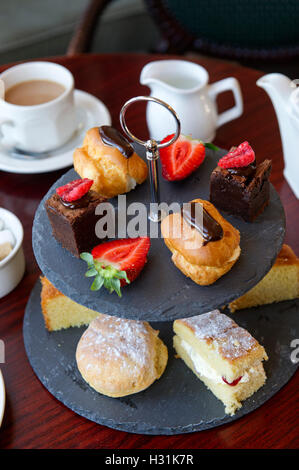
left=0, top=61, right=76, bottom=153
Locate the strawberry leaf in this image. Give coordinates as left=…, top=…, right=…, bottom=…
left=85, top=268, right=98, bottom=277
left=204, top=142, right=219, bottom=151
left=115, top=270, right=130, bottom=284
left=80, top=252, right=94, bottom=266
left=80, top=252, right=129, bottom=296
left=109, top=278, right=122, bottom=297
left=91, top=274, right=104, bottom=291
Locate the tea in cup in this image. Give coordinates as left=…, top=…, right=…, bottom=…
left=0, top=61, right=76, bottom=153
left=5, top=79, right=66, bottom=106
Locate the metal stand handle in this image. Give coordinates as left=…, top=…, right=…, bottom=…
left=120, top=96, right=181, bottom=222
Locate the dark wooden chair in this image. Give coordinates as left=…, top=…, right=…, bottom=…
left=144, top=0, right=299, bottom=60
left=67, top=0, right=299, bottom=61
left=67, top=0, right=111, bottom=56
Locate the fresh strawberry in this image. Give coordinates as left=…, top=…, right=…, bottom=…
left=218, top=141, right=255, bottom=169
left=222, top=376, right=243, bottom=386
left=80, top=237, right=150, bottom=297
left=56, top=178, right=93, bottom=202
left=92, top=237, right=150, bottom=284
left=159, top=134, right=206, bottom=181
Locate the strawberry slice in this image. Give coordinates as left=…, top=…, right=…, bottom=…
left=92, top=237, right=150, bottom=284
left=159, top=134, right=205, bottom=181
left=56, top=178, right=93, bottom=202
left=80, top=237, right=150, bottom=297
left=218, top=141, right=255, bottom=168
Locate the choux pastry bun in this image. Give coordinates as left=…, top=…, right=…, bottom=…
left=73, top=126, right=148, bottom=198
left=76, top=313, right=168, bottom=398
left=161, top=199, right=241, bottom=285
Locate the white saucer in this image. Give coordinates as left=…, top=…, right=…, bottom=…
left=0, top=90, right=111, bottom=174
left=0, top=369, right=5, bottom=427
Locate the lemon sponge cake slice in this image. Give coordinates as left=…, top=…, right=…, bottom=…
left=229, top=244, right=299, bottom=312
left=173, top=310, right=268, bottom=415
left=40, top=277, right=100, bottom=331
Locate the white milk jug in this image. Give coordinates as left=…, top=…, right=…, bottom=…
left=140, top=59, right=243, bottom=142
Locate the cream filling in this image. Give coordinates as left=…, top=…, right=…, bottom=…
left=227, top=245, right=241, bottom=264
left=180, top=339, right=256, bottom=385
left=127, top=175, right=137, bottom=191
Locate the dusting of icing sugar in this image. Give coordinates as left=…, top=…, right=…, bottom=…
left=181, top=310, right=236, bottom=340
left=78, top=315, right=154, bottom=375
left=217, top=327, right=257, bottom=359
left=180, top=310, right=258, bottom=360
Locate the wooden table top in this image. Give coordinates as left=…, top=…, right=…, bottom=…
left=0, top=53, right=298, bottom=449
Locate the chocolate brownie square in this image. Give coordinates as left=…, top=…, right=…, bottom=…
left=210, top=160, right=272, bottom=222
left=45, top=190, right=106, bottom=257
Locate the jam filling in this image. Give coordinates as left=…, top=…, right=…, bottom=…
left=222, top=376, right=243, bottom=386
left=181, top=201, right=223, bottom=245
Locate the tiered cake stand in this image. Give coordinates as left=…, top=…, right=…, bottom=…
left=23, top=141, right=299, bottom=434
left=23, top=93, right=297, bottom=435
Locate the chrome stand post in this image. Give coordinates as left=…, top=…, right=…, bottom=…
left=120, top=96, right=181, bottom=222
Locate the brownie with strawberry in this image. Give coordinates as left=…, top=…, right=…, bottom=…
left=45, top=178, right=107, bottom=257
left=210, top=142, right=272, bottom=222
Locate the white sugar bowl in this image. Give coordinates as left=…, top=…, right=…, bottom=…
left=0, top=208, right=25, bottom=298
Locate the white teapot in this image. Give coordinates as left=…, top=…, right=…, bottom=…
left=140, top=59, right=243, bottom=142
left=257, top=73, right=299, bottom=198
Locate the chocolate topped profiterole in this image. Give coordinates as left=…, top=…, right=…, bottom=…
left=161, top=198, right=241, bottom=286
left=181, top=202, right=223, bottom=245
left=45, top=178, right=107, bottom=257
left=210, top=142, right=272, bottom=222
left=73, top=127, right=148, bottom=198
left=99, top=125, right=134, bottom=159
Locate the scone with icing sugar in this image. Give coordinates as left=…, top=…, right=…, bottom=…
left=73, top=126, right=148, bottom=198
left=76, top=314, right=168, bottom=397
left=173, top=310, right=268, bottom=415
left=161, top=199, right=241, bottom=285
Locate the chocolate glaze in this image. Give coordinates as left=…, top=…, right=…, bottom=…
left=182, top=202, right=223, bottom=245
left=59, top=193, right=91, bottom=210
left=227, top=162, right=256, bottom=179
left=99, top=125, right=133, bottom=158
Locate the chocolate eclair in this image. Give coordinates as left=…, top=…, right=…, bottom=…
left=181, top=201, right=223, bottom=245
left=161, top=199, right=241, bottom=286
left=73, top=126, right=148, bottom=198
left=99, top=125, right=134, bottom=159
